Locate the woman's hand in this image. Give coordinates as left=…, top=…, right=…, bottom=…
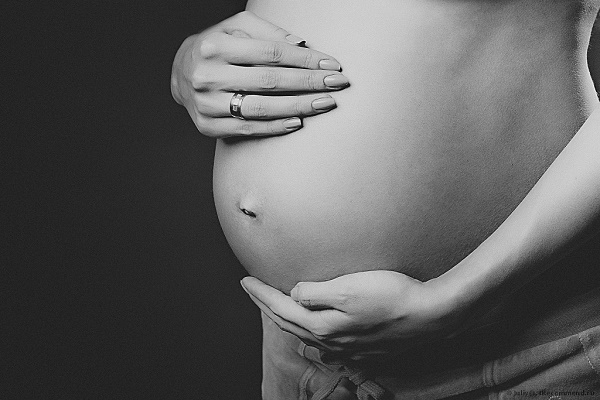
left=171, top=11, right=349, bottom=138
left=241, top=271, right=468, bottom=362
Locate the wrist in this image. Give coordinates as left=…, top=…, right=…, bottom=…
left=426, top=248, right=519, bottom=337
left=431, top=255, right=482, bottom=309
left=422, top=271, right=474, bottom=336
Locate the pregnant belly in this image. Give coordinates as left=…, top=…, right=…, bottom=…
left=212, top=0, right=595, bottom=293
left=213, top=114, right=530, bottom=293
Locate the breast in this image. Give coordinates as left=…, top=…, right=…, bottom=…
left=213, top=0, right=592, bottom=293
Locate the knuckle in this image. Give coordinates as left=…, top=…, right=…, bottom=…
left=273, top=27, right=288, bottom=39
left=336, top=286, right=356, bottom=307
left=267, top=121, right=282, bottom=135
left=236, top=122, right=255, bottom=136
left=292, top=97, right=305, bottom=115
left=247, top=99, right=268, bottom=118
left=258, top=70, right=280, bottom=90
left=198, top=33, right=221, bottom=59
left=302, top=51, right=315, bottom=69
left=193, top=95, right=211, bottom=114
left=334, top=285, right=357, bottom=305
left=303, top=72, right=321, bottom=91
left=190, top=69, right=214, bottom=91
left=262, top=42, right=285, bottom=64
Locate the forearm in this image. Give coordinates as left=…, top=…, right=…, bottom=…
left=435, top=104, right=600, bottom=318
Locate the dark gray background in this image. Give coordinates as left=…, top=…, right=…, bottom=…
left=3, top=2, right=600, bottom=399
left=4, top=1, right=259, bottom=399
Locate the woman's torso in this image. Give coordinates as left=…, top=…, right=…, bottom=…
left=214, top=0, right=599, bottom=293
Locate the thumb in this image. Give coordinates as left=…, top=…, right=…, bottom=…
left=222, top=10, right=306, bottom=45
left=291, top=279, right=348, bottom=310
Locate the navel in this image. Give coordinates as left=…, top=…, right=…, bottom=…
left=238, top=193, right=262, bottom=221
left=240, top=207, right=257, bottom=219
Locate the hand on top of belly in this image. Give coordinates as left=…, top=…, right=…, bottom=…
left=171, top=11, right=349, bottom=138
left=241, top=271, right=469, bottom=362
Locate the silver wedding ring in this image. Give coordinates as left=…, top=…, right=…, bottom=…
left=230, top=93, right=246, bottom=120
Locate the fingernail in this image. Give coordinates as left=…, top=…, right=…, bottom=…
left=240, top=280, right=249, bottom=294
left=324, top=74, right=349, bottom=89
left=290, top=286, right=298, bottom=299
left=312, top=97, right=336, bottom=111
left=285, top=34, right=306, bottom=46
left=283, top=117, right=302, bottom=130
left=319, top=59, right=341, bottom=71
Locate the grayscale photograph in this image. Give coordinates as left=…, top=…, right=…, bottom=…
left=5, top=1, right=600, bottom=399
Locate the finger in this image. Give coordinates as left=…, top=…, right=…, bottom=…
left=241, top=277, right=318, bottom=329
left=222, top=11, right=307, bottom=45
left=244, top=289, right=319, bottom=345
left=194, top=114, right=302, bottom=138
left=241, top=278, right=353, bottom=348
left=213, top=34, right=341, bottom=70
left=199, top=65, right=349, bottom=93
left=246, top=292, right=344, bottom=353
left=196, top=92, right=336, bottom=119
left=291, top=278, right=352, bottom=310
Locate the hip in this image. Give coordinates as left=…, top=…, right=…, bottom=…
left=261, top=284, right=600, bottom=399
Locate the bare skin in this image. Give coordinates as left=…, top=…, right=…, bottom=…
left=236, top=2, right=600, bottom=358
left=243, top=105, right=600, bottom=360
left=171, top=11, right=348, bottom=137
left=215, top=0, right=598, bottom=288
left=172, top=0, right=600, bottom=362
